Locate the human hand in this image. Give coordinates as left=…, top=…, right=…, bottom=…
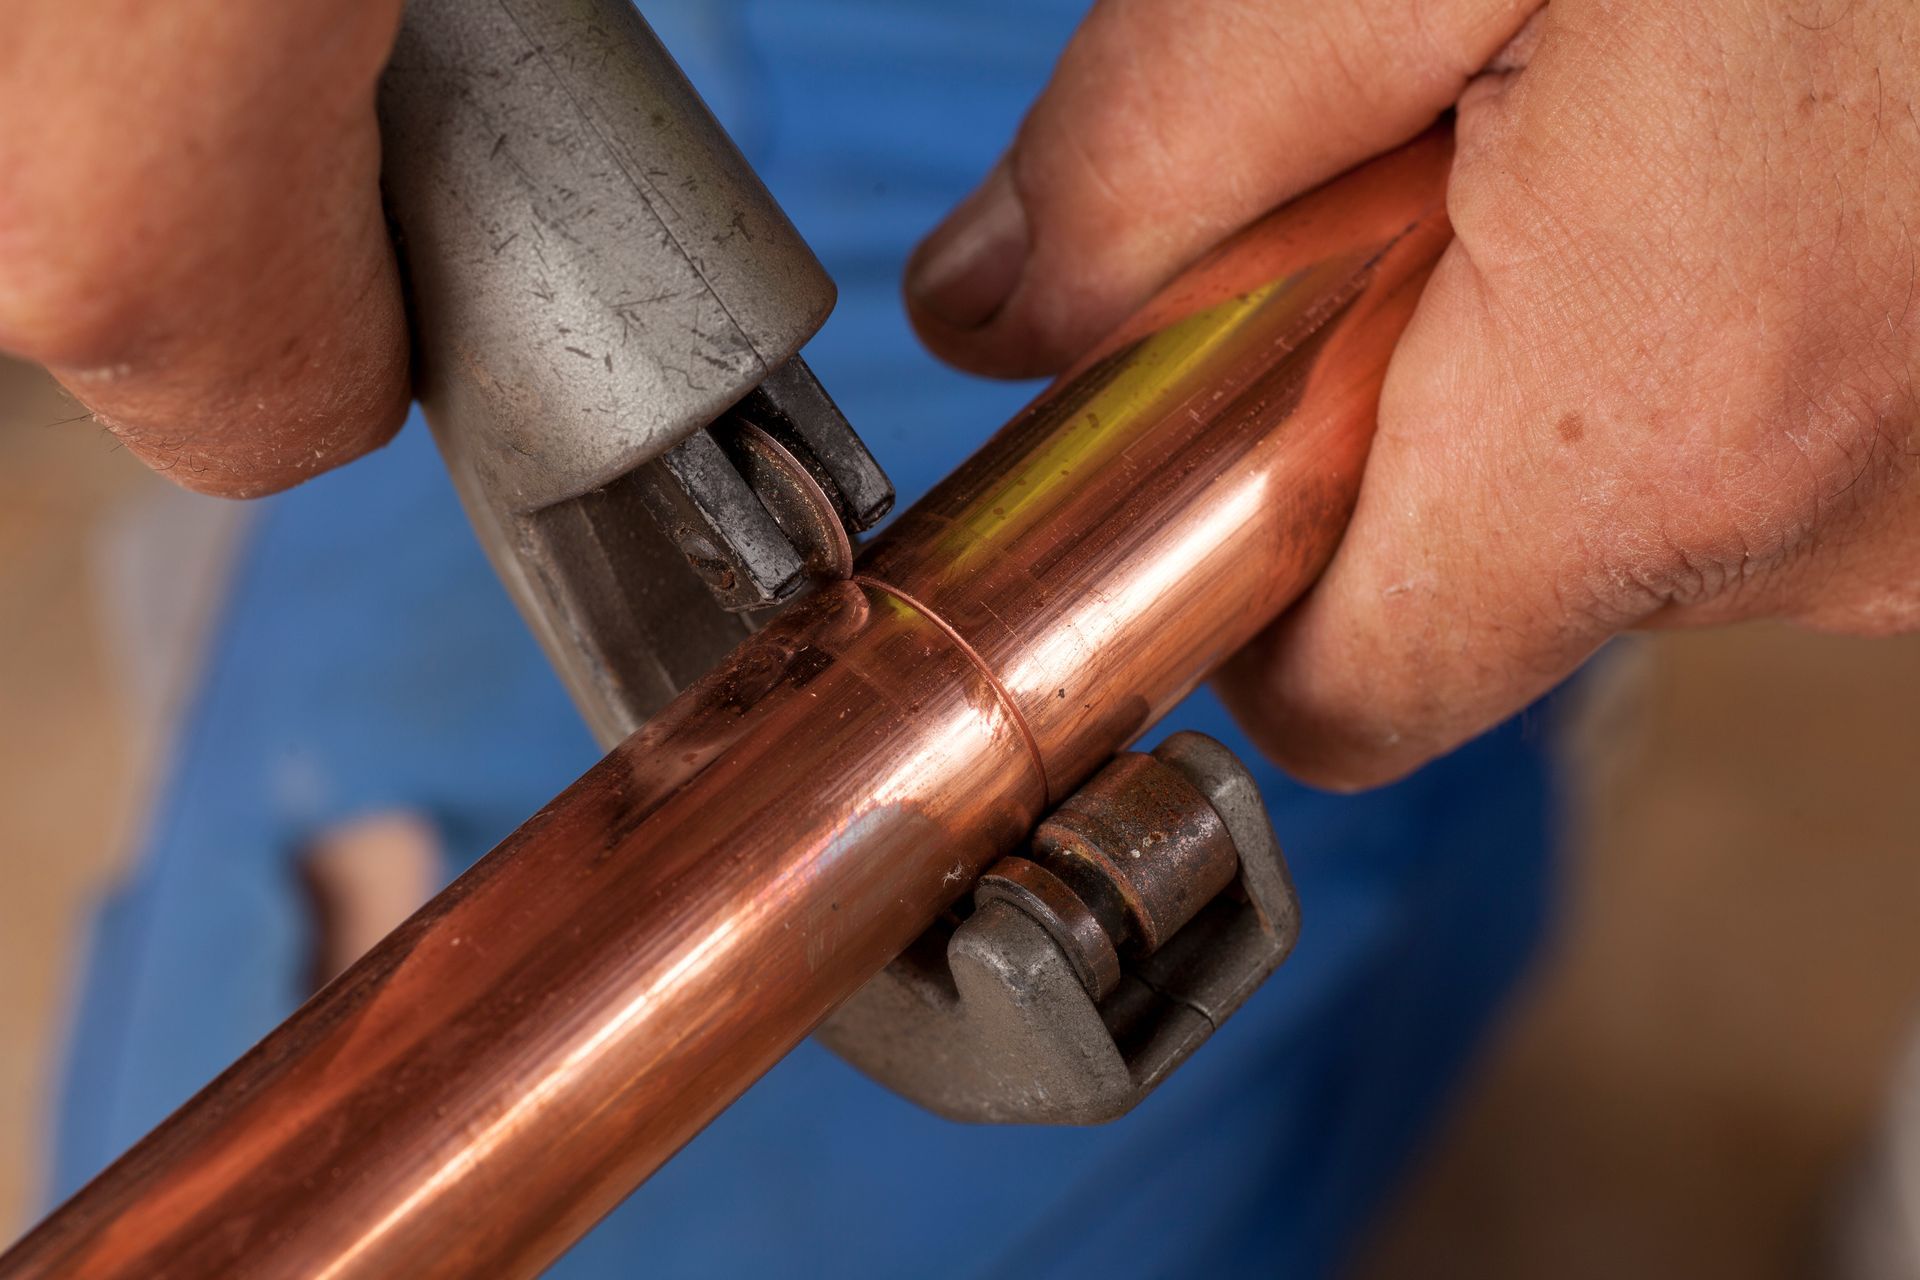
left=0, top=0, right=407, bottom=497
left=905, top=0, right=1920, bottom=788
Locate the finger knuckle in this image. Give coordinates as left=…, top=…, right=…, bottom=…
left=1446, top=125, right=1579, bottom=289
left=1591, top=534, right=1751, bottom=618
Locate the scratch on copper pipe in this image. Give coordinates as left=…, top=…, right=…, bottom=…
left=852, top=572, right=1054, bottom=806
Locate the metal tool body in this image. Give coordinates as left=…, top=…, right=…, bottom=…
left=375, top=0, right=1252, bottom=1124
left=822, top=731, right=1301, bottom=1124
left=0, top=132, right=1454, bottom=1280
left=380, top=0, right=889, bottom=746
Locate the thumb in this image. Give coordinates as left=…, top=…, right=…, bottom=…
left=905, top=0, right=1538, bottom=378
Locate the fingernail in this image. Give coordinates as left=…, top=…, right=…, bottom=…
left=906, top=159, right=1029, bottom=330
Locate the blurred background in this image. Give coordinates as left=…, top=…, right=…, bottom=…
left=5, top=349, right=1920, bottom=1276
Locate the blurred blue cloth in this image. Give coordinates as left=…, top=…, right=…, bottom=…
left=52, top=3, right=1562, bottom=1275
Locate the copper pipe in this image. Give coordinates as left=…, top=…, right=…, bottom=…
left=0, top=131, right=1453, bottom=1279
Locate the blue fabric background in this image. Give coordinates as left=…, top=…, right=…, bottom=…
left=49, top=3, right=1562, bottom=1275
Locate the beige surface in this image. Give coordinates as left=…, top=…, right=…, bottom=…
left=0, top=359, right=237, bottom=1236
left=2, top=354, right=1919, bottom=1266
left=1358, top=627, right=1920, bottom=1279
left=301, top=811, right=443, bottom=988
left=0, top=361, right=152, bottom=1233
